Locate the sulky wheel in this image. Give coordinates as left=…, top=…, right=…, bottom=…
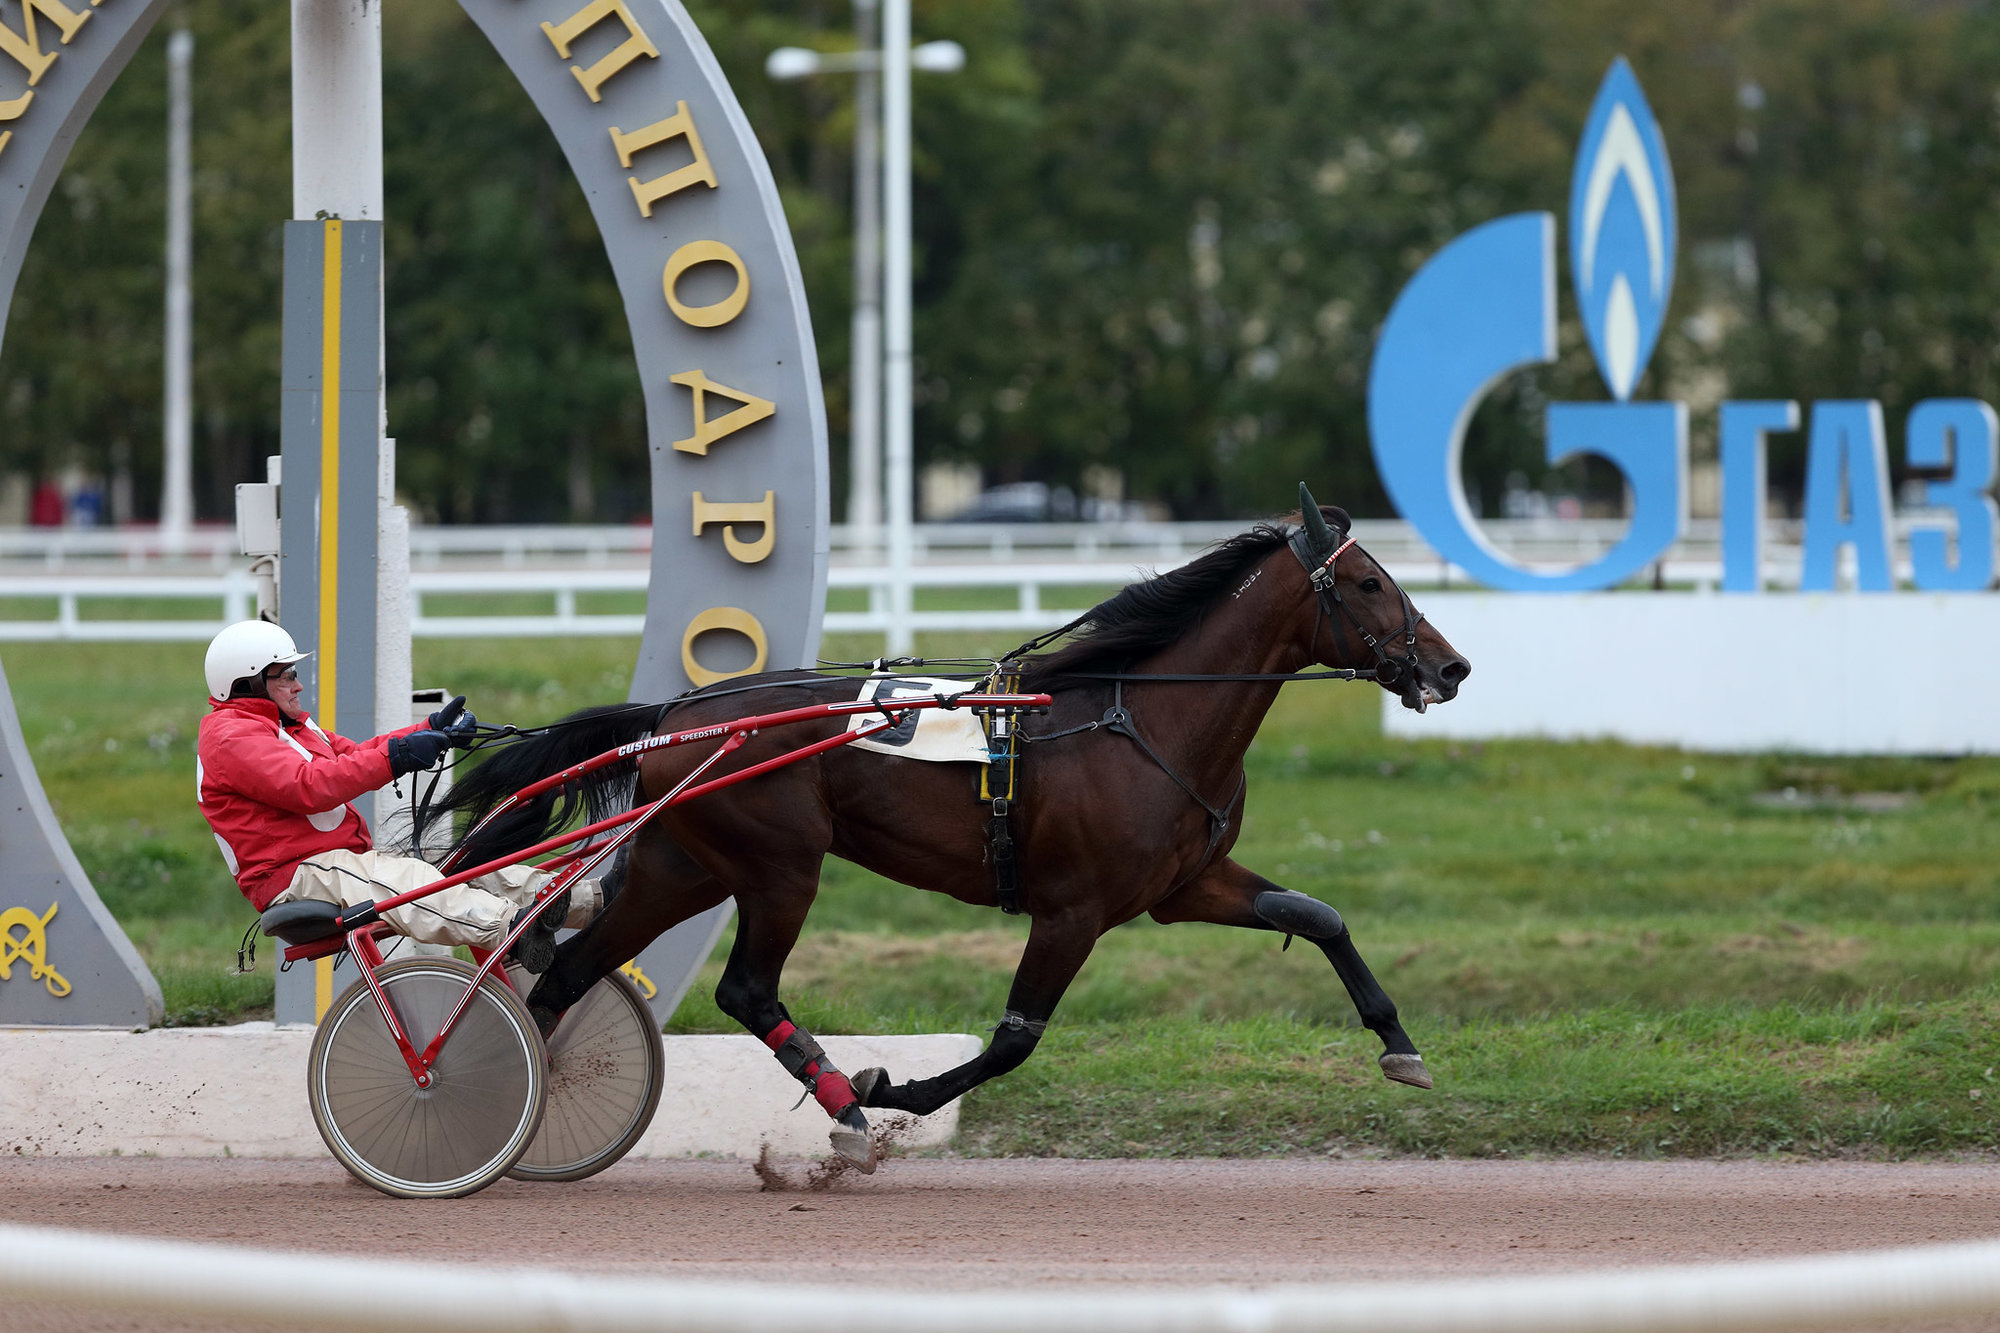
left=505, top=966, right=664, bottom=1182
left=308, top=958, right=546, bottom=1199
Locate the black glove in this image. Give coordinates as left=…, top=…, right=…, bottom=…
left=388, top=729, right=451, bottom=776
left=429, top=695, right=477, bottom=748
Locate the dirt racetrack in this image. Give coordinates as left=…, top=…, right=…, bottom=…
left=4, top=1156, right=2000, bottom=1331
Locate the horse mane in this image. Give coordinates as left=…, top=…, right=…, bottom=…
left=1021, top=506, right=1349, bottom=685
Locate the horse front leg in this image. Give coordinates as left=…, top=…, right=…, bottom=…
left=1151, top=857, right=1430, bottom=1089
left=853, top=910, right=1100, bottom=1118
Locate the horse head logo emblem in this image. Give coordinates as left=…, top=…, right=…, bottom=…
left=1369, top=57, right=1688, bottom=591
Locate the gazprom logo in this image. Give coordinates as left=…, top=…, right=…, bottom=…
left=1367, top=57, right=1997, bottom=594
left=1571, top=59, right=1675, bottom=404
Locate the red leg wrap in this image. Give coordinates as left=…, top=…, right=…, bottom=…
left=762, top=1019, right=859, bottom=1118
left=812, top=1071, right=858, bottom=1116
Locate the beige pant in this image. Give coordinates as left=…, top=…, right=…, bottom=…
left=272, top=848, right=598, bottom=952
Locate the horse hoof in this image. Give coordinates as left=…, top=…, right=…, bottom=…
left=852, top=1067, right=889, bottom=1106
left=1379, top=1052, right=1433, bottom=1089
left=829, top=1117, right=877, bottom=1174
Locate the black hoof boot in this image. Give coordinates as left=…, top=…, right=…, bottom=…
left=507, top=890, right=568, bottom=974
left=852, top=1067, right=890, bottom=1106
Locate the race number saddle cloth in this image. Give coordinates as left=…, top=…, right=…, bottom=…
left=844, top=676, right=991, bottom=762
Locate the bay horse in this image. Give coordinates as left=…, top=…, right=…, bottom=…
left=433, top=486, right=1469, bottom=1167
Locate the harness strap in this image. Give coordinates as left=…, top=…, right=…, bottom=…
left=979, top=665, right=1027, bottom=915
left=1098, top=681, right=1234, bottom=835
left=988, top=798, right=1022, bottom=915
left=1086, top=680, right=1245, bottom=884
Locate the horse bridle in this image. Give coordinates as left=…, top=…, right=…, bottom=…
left=1285, top=519, right=1426, bottom=696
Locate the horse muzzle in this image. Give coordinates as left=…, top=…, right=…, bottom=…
left=1392, top=655, right=1468, bottom=712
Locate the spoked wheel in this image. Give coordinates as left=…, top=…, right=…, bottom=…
left=308, top=958, right=546, bottom=1199
left=505, top=966, right=663, bottom=1182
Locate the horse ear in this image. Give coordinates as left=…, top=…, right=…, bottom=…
left=1297, top=482, right=1336, bottom=552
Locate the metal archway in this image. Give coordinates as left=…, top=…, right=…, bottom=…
left=0, top=0, right=825, bottom=1026
left=0, top=0, right=173, bottom=1028
left=455, top=0, right=828, bottom=1019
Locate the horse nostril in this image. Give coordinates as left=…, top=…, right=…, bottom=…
left=1440, top=658, right=1470, bottom=686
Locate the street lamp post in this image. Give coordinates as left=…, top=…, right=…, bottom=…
left=851, top=0, right=882, bottom=562
left=161, top=29, right=194, bottom=554
left=881, top=0, right=913, bottom=654
left=767, top=13, right=964, bottom=651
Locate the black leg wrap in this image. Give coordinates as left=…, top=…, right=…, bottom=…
left=773, top=1029, right=830, bottom=1080
left=1254, top=890, right=1344, bottom=940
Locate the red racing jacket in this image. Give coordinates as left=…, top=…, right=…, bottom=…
left=196, top=696, right=426, bottom=910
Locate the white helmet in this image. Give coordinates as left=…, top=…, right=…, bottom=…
left=205, top=620, right=310, bottom=701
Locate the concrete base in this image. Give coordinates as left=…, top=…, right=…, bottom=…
left=0, top=1025, right=979, bottom=1159
left=1387, top=591, right=2000, bottom=754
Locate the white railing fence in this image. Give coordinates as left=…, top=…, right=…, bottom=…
left=0, top=516, right=1791, bottom=573
left=0, top=517, right=1961, bottom=642
left=4, top=1222, right=2000, bottom=1333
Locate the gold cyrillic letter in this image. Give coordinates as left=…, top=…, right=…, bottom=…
left=662, top=240, right=749, bottom=327
left=681, top=607, right=768, bottom=686
left=610, top=101, right=718, bottom=218
left=540, top=0, right=657, bottom=103
left=0, top=0, right=92, bottom=88
left=0, top=90, right=30, bottom=160
left=692, top=491, right=775, bottom=563
left=669, top=370, right=774, bottom=455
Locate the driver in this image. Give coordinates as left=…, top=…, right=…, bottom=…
left=195, top=620, right=599, bottom=970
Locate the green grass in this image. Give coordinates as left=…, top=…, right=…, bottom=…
left=8, top=632, right=2000, bottom=1156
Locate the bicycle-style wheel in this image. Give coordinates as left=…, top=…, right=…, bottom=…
left=308, top=958, right=546, bottom=1199
left=505, top=966, right=664, bottom=1182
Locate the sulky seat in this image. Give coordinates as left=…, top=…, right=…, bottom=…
left=259, top=899, right=345, bottom=946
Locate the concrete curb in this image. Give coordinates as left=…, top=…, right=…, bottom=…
left=0, top=1025, right=979, bottom=1159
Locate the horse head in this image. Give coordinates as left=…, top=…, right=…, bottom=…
left=1292, top=483, right=1469, bottom=713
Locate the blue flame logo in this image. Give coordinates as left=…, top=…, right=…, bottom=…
left=1569, top=58, right=1677, bottom=401
left=1368, top=56, right=1688, bottom=592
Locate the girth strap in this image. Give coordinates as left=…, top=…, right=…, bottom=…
left=989, top=797, right=1022, bottom=915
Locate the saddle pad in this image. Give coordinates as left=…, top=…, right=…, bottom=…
left=846, top=676, right=990, bottom=763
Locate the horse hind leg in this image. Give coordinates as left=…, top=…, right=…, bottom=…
left=853, top=911, right=1099, bottom=1118
left=525, top=830, right=723, bottom=1035
left=764, top=1015, right=875, bottom=1170
left=708, top=885, right=878, bottom=1172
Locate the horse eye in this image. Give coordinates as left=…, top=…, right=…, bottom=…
left=1360, top=577, right=1382, bottom=594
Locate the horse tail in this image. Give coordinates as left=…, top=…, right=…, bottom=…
left=422, top=703, right=661, bottom=866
